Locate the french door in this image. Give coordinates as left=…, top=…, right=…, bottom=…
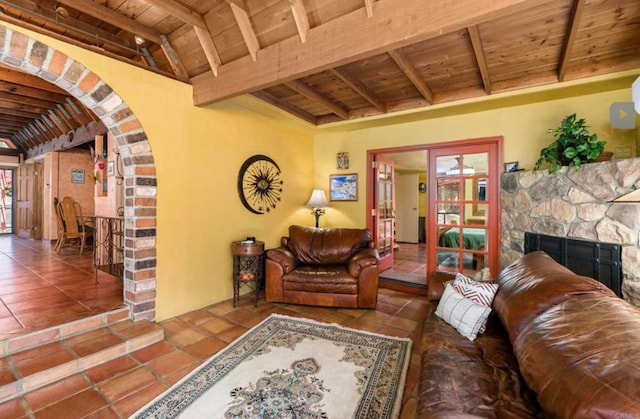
left=373, top=156, right=395, bottom=271
left=428, top=143, right=500, bottom=276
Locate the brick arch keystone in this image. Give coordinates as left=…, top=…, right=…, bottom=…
left=0, top=25, right=157, bottom=321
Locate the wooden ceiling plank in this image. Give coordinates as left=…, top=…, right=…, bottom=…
left=226, top=0, right=260, bottom=62
left=139, top=0, right=207, bottom=29
left=330, top=68, right=386, bottom=112
left=285, top=80, right=348, bottom=119
left=192, top=0, right=546, bottom=105
left=558, top=0, right=586, bottom=82
left=65, top=98, right=92, bottom=125
left=0, top=81, right=69, bottom=103
left=159, top=35, right=190, bottom=81
left=49, top=109, right=72, bottom=132
left=40, top=116, right=63, bottom=137
left=289, top=0, right=310, bottom=43
left=141, top=0, right=221, bottom=75
left=364, top=0, right=374, bottom=17
left=467, top=25, right=492, bottom=94
left=63, top=102, right=87, bottom=126
left=55, top=104, right=78, bottom=129
left=54, top=0, right=163, bottom=44
left=0, top=108, right=42, bottom=119
left=388, top=49, right=434, bottom=104
left=0, top=92, right=59, bottom=109
left=0, top=63, right=68, bottom=94
left=251, top=91, right=317, bottom=124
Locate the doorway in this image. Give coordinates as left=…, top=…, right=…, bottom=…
left=0, top=168, right=13, bottom=234
left=368, top=137, right=502, bottom=292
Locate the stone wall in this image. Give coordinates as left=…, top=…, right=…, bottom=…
left=501, top=158, right=640, bottom=307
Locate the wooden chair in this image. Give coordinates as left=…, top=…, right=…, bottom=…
left=55, top=196, right=93, bottom=253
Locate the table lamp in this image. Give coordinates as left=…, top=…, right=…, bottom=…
left=305, top=189, right=330, bottom=227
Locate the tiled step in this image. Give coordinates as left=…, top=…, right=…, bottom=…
left=0, top=311, right=164, bottom=403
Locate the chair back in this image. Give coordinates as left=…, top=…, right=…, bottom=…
left=58, top=196, right=82, bottom=236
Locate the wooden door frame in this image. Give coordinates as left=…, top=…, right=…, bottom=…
left=367, top=136, right=503, bottom=282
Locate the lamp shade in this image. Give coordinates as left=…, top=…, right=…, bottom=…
left=612, top=188, right=640, bottom=203
left=633, top=75, right=640, bottom=114
left=306, top=189, right=330, bottom=208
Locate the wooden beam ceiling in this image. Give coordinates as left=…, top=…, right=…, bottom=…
left=388, top=49, right=434, bottom=104
left=467, top=25, right=492, bottom=94
left=289, top=0, right=310, bottom=43
left=192, top=0, right=548, bottom=105
left=226, top=0, right=260, bottom=62
left=558, top=0, right=586, bottom=82
left=285, top=80, right=349, bottom=119
left=330, top=68, right=386, bottom=112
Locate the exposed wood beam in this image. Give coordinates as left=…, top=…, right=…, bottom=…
left=0, top=81, right=69, bottom=103
left=159, top=35, right=190, bottom=81
left=251, top=91, right=317, bottom=125
left=0, top=99, right=50, bottom=115
left=558, top=0, right=586, bottom=82
left=226, top=0, right=260, bottom=61
left=0, top=108, right=42, bottom=120
left=0, top=63, right=68, bottom=94
left=0, top=12, right=178, bottom=81
left=63, top=103, right=88, bottom=126
left=364, top=0, right=374, bottom=17
left=0, top=92, right=58, bottom=109
left=467, top=25, right=492, bottom=94
left=193, top=0, right=543, bottom=105
left=0, top=0, right=138, bottom=51
left=141, top=0, right=221, bottom=76
left=330, top=68, right=386, bottom=112
left=388, top=49, right=434, bottom=104
left=194, top=26, right=222, bottom=76
left=285, top=80, right=348, bottom=119
left=54, top=0, right=163, bottom=44
left=56, top=105, right=79, bottom=129
left=46, top=112, right=68, bottom=135
left=289, top=0, right=310, bottom=43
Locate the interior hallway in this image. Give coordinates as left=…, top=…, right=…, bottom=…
left=0, top=236, right=124, bottom=339
left=379, top=243, right=427, bottom=287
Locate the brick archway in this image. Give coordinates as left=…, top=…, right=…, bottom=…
left=0, top=26, right=157, bottom=321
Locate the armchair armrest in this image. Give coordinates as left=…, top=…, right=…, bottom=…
left=348, top=248, right=379, bottom=277
left=266, top=247, right=297, bottom=274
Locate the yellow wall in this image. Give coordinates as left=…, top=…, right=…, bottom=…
left=313, top=87, right=638, bottom=227
left=5, top=23, right=315, bottom=321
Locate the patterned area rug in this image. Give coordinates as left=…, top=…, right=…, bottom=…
left=133, top=314, right=412, bottom=418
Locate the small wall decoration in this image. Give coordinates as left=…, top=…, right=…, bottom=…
left=71, top=169, right=85, bottom=184
left=237, top=154, right=284, bottom=214
left=330, top=173, right=358, bottom=201
left=419, top=182, right=426, bottom=193
left=107, top=161, right=115, bottom=177
left=336, top=152, right=349, bottom=169
left=504, top=161, right=519, bottom=172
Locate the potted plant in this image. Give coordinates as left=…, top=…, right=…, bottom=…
left=534, top=113, right=608, bottom=174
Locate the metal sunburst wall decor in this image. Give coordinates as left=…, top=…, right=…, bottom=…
left=237, top=154, right=284, bottom=214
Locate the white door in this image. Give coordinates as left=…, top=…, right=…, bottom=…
left=395, top=173, right=419, bottom=243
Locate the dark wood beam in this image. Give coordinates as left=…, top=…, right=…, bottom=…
left=330, top=68, right=386, bottom=112
left=251, top=91, right=317, bottom=125
left=0, top=81, right=70, bottom=103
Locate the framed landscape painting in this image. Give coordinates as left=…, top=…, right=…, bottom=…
left=330, top=174, right=358, bottom=201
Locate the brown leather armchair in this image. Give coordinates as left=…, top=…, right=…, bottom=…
left=265, top=225, right=380, bottom=308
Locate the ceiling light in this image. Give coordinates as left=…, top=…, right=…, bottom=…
left=134, top=36, right=146, bottom=46
left=55, top=6, right=69, bottom=19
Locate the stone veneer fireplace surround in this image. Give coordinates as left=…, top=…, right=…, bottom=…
left=501, top=158, right=640, bottom=308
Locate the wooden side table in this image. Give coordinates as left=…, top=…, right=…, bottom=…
left=231, top=241, right=265, bottom=307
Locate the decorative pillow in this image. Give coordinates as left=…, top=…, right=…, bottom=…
left=435, top=284, right=492, bottom=341
left=453, top=274, right=499, bottom=307
left=452, top=273, right=499, bottom=333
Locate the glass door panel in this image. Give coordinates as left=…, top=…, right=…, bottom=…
left=374, top=156, right=395, bottom=271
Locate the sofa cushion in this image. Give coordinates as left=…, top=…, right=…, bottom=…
left=436, top=284, right=491, bottom=341
left=287, top=225, right=371, bottom=265
left=513, top=294, right=640, bottom=418
left=453, top=273, right=498, bottom=307
left=283, top=265, right=358, bottom=294
left=493, top=251, right=615, bottom=344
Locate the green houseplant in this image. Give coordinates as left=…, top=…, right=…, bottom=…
left=534, top=113, right=607, bottom=174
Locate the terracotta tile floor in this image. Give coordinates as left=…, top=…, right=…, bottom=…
left=0, top=236, right=124, bottom=339
left=0, top=236, right=429, bottom=418
left=380, top=243, right=427, bottom=286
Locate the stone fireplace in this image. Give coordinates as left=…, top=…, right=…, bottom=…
left=501, top=158, right=640, bottom=308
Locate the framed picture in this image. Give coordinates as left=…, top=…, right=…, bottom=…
left=71, top=169, right=84, bottom=184
left=330, top=173, right=358, bottom=201
left=336, top=152, right=349, bottom=169
left=107, top=161, right=115, bottom=177
left=504, top=161, right=519, bottom=172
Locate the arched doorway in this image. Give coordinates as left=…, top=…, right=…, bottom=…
left=0, top=25, right=157, bottom=321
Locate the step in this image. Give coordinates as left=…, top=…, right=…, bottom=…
left=0, top=313, right=164, bottom=403
left=0, top=307, right=130, bottom=357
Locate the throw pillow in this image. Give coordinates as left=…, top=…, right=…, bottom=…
left=435, top=284, right=492, bottom=341
left=452, top=273, right=499, bottom=333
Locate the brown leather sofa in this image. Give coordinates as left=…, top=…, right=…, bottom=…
left=265, top=225, right=380, bottom=308
left=419, top=251, right=640, bottom=418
